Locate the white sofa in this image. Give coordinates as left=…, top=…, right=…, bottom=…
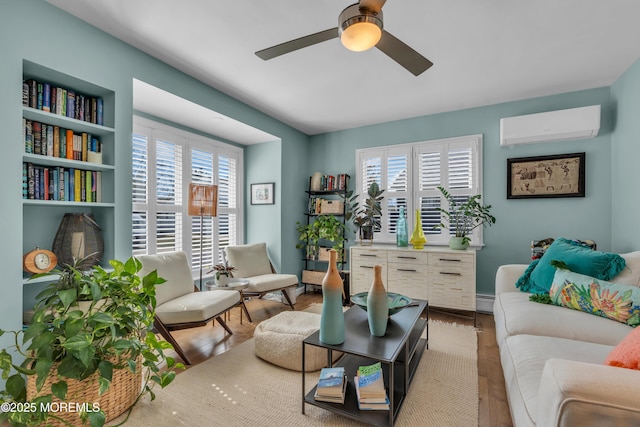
left=493, top=263, right=640, bottom=427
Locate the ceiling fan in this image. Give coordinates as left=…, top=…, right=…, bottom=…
left=255, top=0, right=433, bottom=76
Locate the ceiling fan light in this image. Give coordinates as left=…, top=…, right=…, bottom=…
left=340, top=22, right=382, bottom=52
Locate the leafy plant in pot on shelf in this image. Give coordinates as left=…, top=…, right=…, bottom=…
left=296, top=215, right=347, bottom=261
left=0, top=257, right=183, bottom=427
left=351, top=182, right=385, bottom=244
left=434, top=186, right=496, bottom=249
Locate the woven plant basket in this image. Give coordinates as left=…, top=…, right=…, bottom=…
left=27, top=356, right=143, bottom=426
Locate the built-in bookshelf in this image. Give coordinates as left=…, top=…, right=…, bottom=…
left=21, top=60, right=116, bottom=290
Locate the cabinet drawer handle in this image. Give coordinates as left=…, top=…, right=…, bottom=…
left=361, top=254, right=378, bottom=257
left=360, top=265, right=374, bottom=269
left=397, top=268, right=417, bottom=272
left=439, top=272, right=461, bottom=276
left=439, top=258, right=461, bottom=262
left=397, top=256, right=417, bottom=260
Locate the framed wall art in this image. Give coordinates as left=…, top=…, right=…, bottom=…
left=507, top=152, right=585, bottom=199
left=250, top=182, right=275, bottom=205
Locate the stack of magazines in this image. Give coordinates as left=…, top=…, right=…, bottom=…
left=354, top=362, right=390, bottom=410
left=314, top=367, right=347, bottom=404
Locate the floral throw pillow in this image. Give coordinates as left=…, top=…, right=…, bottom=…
left=550, top=269, right=640, bottom=327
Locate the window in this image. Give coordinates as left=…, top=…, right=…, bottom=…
left=132, top=117, right=243, bottom=273
left=356, top=135, right=483, bottom=245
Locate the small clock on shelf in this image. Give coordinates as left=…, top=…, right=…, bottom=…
left=23, top=247, right=58, bottom=274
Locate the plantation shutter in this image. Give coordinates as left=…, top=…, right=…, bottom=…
left=190, top=148, right=214, bottom=271
left=356, top=134, right=482, bottom=245
left=414, top=136, right=481, bottom=245
left=385, top=148, right=410, bottom=241
left=132, top=132, right=148, bottom=256
left=217, top=151, right=239, bottom=263
left=132, top=116, right=243, bottom=270
left=155, top=135, right=183, bottom=254
left=414, top=143, right=443, bottom=240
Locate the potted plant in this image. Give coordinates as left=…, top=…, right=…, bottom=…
left=209, top=263, right=236, bottom=287
left=296, top=215, right=347, bottom=261
left=296, top=221, right=321, bottom=261
left=351, top=182, right=385, bottom=245
left=435, top=186, right=496, bottom=249
left=0, top=257, right=182, bottom=427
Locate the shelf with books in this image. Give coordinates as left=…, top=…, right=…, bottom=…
left=22, top=162, right=111, bottom=204
left=20, top=60, right=117, bottom=309
left=300, top=174, right=350, bottom=295
left=23, top=107, right=115, bottom=136
left=22, top=154, right=114, bottom=171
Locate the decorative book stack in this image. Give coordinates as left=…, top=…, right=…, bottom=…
left=354, top=362, right=390, bottom=410
left=314, top=367, right=347, bottom=404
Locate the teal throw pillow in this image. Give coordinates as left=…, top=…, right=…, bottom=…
left=516, top=237, right=626, bottom=294
left=550, top=269, right=640, bottom=326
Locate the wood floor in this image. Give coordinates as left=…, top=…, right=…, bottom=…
left=167, top=291, right=514, bottom=427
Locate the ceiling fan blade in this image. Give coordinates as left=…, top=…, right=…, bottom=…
left=359, top=0, right=387, bottom=14
left=376, top=30, right=433, bottom=76
left=256, top=28, right=339, bottom=60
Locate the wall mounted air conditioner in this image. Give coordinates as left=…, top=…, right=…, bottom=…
left=500, top=105, right=601, bottom=147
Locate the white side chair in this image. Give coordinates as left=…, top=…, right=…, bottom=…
left=137, top=251, right=241, bottom=365
left=224, top=242, right=298, bottom=312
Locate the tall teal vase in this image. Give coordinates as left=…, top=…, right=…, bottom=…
left=320, top=249, right=345, bottom=345
left=396, top=206, right=408, bottom=247
left=367, top=265, right=388, bottom=337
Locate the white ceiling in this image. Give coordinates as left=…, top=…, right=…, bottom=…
left=48, top=0, right=640, bottom=144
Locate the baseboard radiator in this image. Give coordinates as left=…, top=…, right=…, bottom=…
left=476, top=294, right=495, bottom=314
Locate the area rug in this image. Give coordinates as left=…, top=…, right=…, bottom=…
left=116, top=320, right=478, bottom=426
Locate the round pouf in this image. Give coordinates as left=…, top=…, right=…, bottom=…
left=254, top=311, right=341, bottom=371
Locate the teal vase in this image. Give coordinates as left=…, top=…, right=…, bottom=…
left=396, top=206, right=408, bottom=247
left=367, top=265, right=388, bottom=337
left=320, top=249, right=345, bottom=345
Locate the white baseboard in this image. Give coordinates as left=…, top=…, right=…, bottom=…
left=476, top=294, right=495, bottom=314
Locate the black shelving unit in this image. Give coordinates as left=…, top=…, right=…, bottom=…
left=301, top=175, right=350, bottom=302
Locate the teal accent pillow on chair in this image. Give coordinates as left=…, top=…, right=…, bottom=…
left=516, top=237, right=626, bottom=294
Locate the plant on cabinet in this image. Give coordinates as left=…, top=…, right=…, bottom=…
left=351, top=182, right=384, bottom=245
left=434, top=186, right=496, bottom=249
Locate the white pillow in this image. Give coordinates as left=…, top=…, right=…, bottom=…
left=611, top=251, right=640, bottom=286
left=225, top=242, right=273, bottom=278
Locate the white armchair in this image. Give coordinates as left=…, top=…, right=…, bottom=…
left=224, top=242, right=298, bottom=312
left=137, top=251, right=241, bottom=365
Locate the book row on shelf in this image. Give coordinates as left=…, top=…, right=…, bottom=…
left=23, top=163, right=102, bottom=203
left=307, top=197, right=344, bottom=215
left=23, top=78, right=104, bottom=125
left=315, top=174, right=349, bottom=191
left=314, top=362, right=390, bottom=410
left=23, top=118, right=103, bottom=162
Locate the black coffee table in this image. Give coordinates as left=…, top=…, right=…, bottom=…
left=301, top=299, right=429, bottom=427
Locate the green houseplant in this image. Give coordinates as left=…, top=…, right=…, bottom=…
left=435, top=186, right=496, bottom=249
left=296, top=215, right=347, bottom=261
left=208, top=263, right=236, bottom=286
left=0, top=257, right=182, bottom=427
left=351, top=182, right=385, bottom=244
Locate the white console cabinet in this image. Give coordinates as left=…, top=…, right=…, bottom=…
left=349, top=245, right=476, bottom=312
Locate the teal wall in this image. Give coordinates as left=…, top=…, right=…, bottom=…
left=245, top=140, right=283, bottom=266
left=611, top=58, right=640, bottom=251
left=309, top=88, right=615, bottom=295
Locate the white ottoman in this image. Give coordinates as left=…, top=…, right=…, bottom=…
left=254, top=311, right=341, bottom=371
